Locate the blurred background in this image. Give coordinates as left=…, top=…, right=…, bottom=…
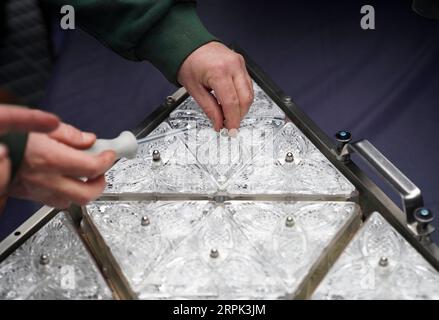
left=0, top=0, right=438, bottom=241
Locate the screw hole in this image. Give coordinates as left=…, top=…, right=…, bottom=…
left=14, top=231, right=21, bottom=236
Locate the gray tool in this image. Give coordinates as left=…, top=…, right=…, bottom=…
left=85, top=131, right=138, bottom=160
left=85, top=127, right=193, bottom=160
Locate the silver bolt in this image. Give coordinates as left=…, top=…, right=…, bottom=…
left=285, top=152, right=294, bottom=163
left=152, top=150, right=161, bottom=162
left=166, top=96, right=175, bottom=106
left=141, top=216, right=150, bottom=226
left=39, top=254, right=50, bottom=265
left=379, top=257, right=389, bottom=267
left=210, top=248, right=219, bottom=259
left=285, top=216, right=295, bottom=227
left=283, top=96, right=292, bottom=104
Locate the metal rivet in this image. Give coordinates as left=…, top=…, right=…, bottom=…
left=210, top=249, right=219, bottom=259
left=335, top=130, right=352, bottom=143
left=39, top=254, right=50, bottom=265
left=414, top=207, right=434, bottom=225
left=379, top=257, right=389, bottom=267
left=285, top=216, right=295, bottom=227
left=166, top=96, right=175, bottom=106
left=141, top=216, right=150, bottom=226
left=285, top=152, right=294, bottom=163
left=152, top=150, right=161, bottom=162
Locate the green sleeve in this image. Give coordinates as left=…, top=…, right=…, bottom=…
left=46, top=0, right=218, bottom=84
left=0, top=133, right=28, bottom=182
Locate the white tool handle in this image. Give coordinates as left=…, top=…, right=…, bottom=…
left=85, top=131, right=138, bottom=160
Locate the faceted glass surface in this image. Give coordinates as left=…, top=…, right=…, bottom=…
left=226, top=123, right=355, bottom=196
left=105, top=122, right=218, bottom=193
left=4, top=74, right=438, bottom=300
left=244, top=82, right=285, bottom=119
left=85, top=201, right=359, bottom=299
left=105, top=82, right=354, bottom=195
left=0, top=212, right=112, bottom=300
left=312, top=212, right=439, bottom=300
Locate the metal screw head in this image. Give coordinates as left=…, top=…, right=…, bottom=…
left=166, top=96, right=175, bottom=106
left=335, top=130, right=352, bottom=143
left=285, top=152, right=294, bottom=163
left=210, top=249, right=219, bottom=259
left=39, top=254, right=50, bottom=265
left=141, top=216, right=150, bottom=226
left=414, top=207, right=434, bottom=224
left=152, top=150, right=161, bottom=162
left=379, top=257, right=389, bottom=267
left=283, top=96, right=293, bottom=105
left=285, top=216, right=295, bottom=227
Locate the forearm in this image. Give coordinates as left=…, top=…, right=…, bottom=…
left=44, top=0, right=217, bottom=83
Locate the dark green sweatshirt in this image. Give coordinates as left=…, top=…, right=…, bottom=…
left=0, top=0, right=216, bottom=183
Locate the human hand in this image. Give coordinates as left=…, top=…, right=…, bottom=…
left=9, top=123, right=116, bottom=208
left=0, top=104, right=60, bottom=135
left=0, top=105, right=60, bottom=193
left=177, top=42, right=254, bottom=131
left=0, top=144, right=11, bottom=194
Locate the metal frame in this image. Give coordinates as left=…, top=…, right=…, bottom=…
left=0, top=206, right=59, bottom=262
left=231, top=44, right=439, bottom=270
left=1, top=46, right=438, bottom=275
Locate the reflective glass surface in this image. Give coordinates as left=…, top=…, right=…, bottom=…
left=0, top=212, right=112, bottom=300
left=313, top=212, right=439, bottom=300
left=11, top=81, right=438, bottom=300
left=86, top=201, right=359, bottom=299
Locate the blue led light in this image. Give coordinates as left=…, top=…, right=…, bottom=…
left=420, top=209, right=430, bottom=216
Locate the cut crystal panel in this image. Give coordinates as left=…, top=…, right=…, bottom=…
left=244, top=82, right=285, bottom=119
left=86, top=201, right=211, bottom=296
left=312, top=212, right=439, bottom=300
left=85, top=201, right=359, bottom=299
left=5, top=62, right=438, bottom=301
left=227, top=123, right=355, bottom=196
left=0, top=212, right=111, bottom=300
left=105, top=122, right=218, bottom=194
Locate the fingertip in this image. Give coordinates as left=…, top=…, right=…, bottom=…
left=213, top=113, right=224, bottom=132
left=89, top=173, right=106, bottom=186
left=228, top=128, right=239, bottom=138
left=90, top=174, right=107, bottom=196
left=82, top=132, right=96, bottom=145
left=0, top=144, right=9, bottom=158
left=213, top=122, right=222, bottom=132
left=224, top=119, right=240, bottom=130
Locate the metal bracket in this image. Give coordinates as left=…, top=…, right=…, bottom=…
left=338, top=137, right=435, bottom=241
